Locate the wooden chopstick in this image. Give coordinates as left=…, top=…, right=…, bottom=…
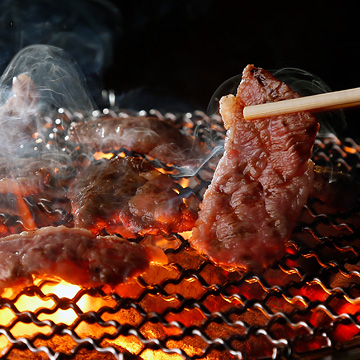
left=243, top=87, right=360, bottom=120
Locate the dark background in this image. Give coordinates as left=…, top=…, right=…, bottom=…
left=1, top=1, right=360, bottom=139
left=105, top=2, right=360, bottom=111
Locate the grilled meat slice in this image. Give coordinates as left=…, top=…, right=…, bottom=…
left=68, top=156, right=198, bottom=237
left=0, top=225, right=167, bottom=290
left=67, top=116, right=205, bottom=165
left=190, top=65, right=319, bottom=272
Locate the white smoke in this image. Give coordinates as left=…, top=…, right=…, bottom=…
left=0, top=44, right=95, bottom=155
left=0, top=0, right=121, bottom=99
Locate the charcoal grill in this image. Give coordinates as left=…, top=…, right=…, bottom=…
left=1, top=103, right=360, bottom=360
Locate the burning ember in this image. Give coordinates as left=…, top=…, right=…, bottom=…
left=1, top=45, right=360, bottom=360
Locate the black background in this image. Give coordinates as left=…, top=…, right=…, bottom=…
left=1, top=1, right=360, bottom=139
left=104, top=1, right=360, bottom=139
left=105, top=2, right=360, bottom=109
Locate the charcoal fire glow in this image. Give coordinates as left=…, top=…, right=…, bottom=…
left=1, top=45, right=360, bottom=359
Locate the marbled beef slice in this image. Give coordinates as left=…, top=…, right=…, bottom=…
left=190, top=65, right=319, bottom=272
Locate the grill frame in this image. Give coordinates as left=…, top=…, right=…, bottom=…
left=1, top=106, right=360, bottom=360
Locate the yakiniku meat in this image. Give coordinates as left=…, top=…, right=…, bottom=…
left=190, top=64, right=319, bottom=272
left=67, top=116, right=205, bottom=164
left=0, top=225, right=167, bottom=290
left=68, top=156, right=198, bottom=237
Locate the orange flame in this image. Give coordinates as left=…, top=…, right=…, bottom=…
left=15, top=190, right=36, bottom=231
left=93, top=151, right=115, bottom=160
left=0, top=277, right=187, bottom=359
left=344, top=145, right=357, bottom=154
left=0, top=279, right=83, bottom=355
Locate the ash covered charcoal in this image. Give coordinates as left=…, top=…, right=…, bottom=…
left=0, top=225, right=167, bottom=291
left=67, top=115, right=206, bottom=165
left=190, top=64, right=319, bottom=272
left=68, top=156, right=198, bottom=238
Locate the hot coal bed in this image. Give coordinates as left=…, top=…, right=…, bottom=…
left=1, top=99, right=360, bottom=360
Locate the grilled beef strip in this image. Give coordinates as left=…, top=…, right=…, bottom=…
left=0, top=225, right=167, bottom=290
left=190, top=65, right=319, bottom=272
left=68, top=156, right=198, bottom=238
left=67, top=116, right=206, bottom=165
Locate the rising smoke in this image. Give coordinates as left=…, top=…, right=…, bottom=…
left=0, top=0, right=121, bottom=101
left=0, top=44, right=95, bottom=155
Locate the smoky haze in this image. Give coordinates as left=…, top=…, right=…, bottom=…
left=0, top=0, right=121, bottom=102
left=0, top=45, right=94, bottom=114
left=0, top=45, right=95, bottom=156
left=0, top=44, right=97, bottom=225
left=0, top=1, right=356, bottom=141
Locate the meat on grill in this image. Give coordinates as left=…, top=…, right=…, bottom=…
left=68, top=156, right=198, bottom=238
left=190, top=64, right=319, bottom=272
left=0, top=225, right=167, bottom=290
left=67, top=116, right=205, bottom=164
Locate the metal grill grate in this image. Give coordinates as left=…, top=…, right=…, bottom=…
left=1, top=109, right=360, bottom=359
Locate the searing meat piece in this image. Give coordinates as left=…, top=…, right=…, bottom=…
left=0, top=225, right=167, bottom=290
left=190, top=65, right=319, bottom=272
left=68, top=156, right=198, bottom=237
left=67, top=116, right=205, bottom=164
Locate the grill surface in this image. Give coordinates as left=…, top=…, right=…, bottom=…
left=1, top=107, right=360, bottom=360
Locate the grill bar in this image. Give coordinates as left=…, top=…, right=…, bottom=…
left=1, top=108, right=360, bottom=359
